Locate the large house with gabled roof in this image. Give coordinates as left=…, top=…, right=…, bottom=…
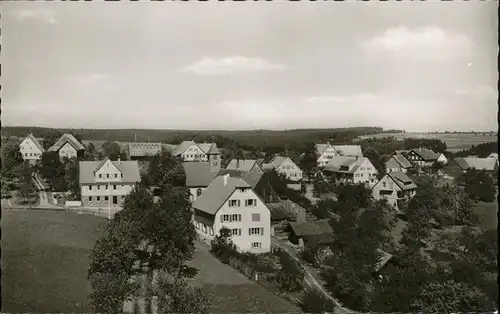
left=405, top=148, right=440, bottom=167
left=315, top=142, right=363, bottom=167
left=442, top=157, right=498, bottom=179
left=182, top=161, right=220, bottom=202
left=372, top=171, right=417, bottom=210
left=262, top=155, right=303, bottom=182
left=128, top=142, right=162, bottom=160
left=79, top=158, right=141, bottom=209
left=48, top=133, right=85, bottom=160
left=192, top=174, right=271, bottom=253
left=385, top=154, right=413, bottom=173
left=19, top=134, right=45, bottom=164
left=322, top=156, right=378, bottom=187
left=172, top=140, right=221, bottom=166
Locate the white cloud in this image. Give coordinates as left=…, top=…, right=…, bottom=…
left=180, top=56, right=287, bottom=75
left=363, top=26, right=472, bottom=58
left=14, top=9, right=59, bottom=25
left=455, top=86, right=497, bottom=100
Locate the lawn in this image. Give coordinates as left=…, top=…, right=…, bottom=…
left=474, top=201, right=498, bottom=230
left=1, top=210, right=106, bottom=313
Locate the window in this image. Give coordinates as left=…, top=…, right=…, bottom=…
left=104, top=196, right=109, bottom=201
left=252, top=214, right=261, bottom=222
left=231, top=214, right=241, bottom=222
left=222, top=214, right=231, bottom=222
left=89, top=196, right=93, bottom=202
left=105, top=185, right=108, bottom=190
left=30, top=153, right=33, bottom=157
left=97, top=196, right=101, bottom=201
left=196, top=189, right=202, bottom=197
left=202, top=225, right=207, bottom=233
left=252, top=242, right=262, bottom=249
left=89, top=185, right=93, bottom=191
left=229, top=200, right=240, bottom=207
left=245, top=199, right=256, bottom=207
left=232, top=229, right=241, bottom=236
left=249, top=228, right=263, bottom=235
left=114, top=174, right=117, bottom=178
left=196, top=222, right=200, bottom=229
left=382, top=182, right=386, bottom=188
left=107, top=174, right=109, bottom=178
left=97, top=185, right=101, bottom=190
left=209, top=228, right=214, bottom=236
left=113, top=185, right=117, bottom=190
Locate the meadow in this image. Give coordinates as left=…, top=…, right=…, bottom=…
left=358, top=132, right=497, bottom=151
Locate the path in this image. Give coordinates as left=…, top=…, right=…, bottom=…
left=271, top=239, right=353, bottom=314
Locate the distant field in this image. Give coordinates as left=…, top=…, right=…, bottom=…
left=358, top=132, right=497, bottom=151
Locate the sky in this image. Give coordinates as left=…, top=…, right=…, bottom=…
left=1, top=1, right=498, bottom=132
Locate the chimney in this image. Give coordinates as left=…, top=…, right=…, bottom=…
left=236, top=158, right=240, bottom=169
left=223, top=173, right=229, bottom=186
left=118, top=157, right=121, bottom=164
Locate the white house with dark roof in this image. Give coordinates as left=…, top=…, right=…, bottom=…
left=48, top=133, right=85, bottom=160
left=79, top=158, right=141, bottom=209
left=192, top=174, right=271, bottom=253
left=19, top=134, right=45, bottom=164
left=315, top=143, right=363, bottom=167
left=323, top=156, right=378, bottom=187
left=385, top=154, right=413, bottom=173
left=182, top=162, right=220, bottom=202
left=372, top=171, right=417, bottom=210
left=128, top=142, right=162, bottom=159
left=262, top=155, right=303, bottom=182
left=406, top=148, right=440, bottom=167
left=172, top=140, right=220, bottom=164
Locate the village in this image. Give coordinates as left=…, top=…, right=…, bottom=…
left=1, top=129, right=498, bottom=313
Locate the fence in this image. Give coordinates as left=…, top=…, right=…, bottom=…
left=65, top=201, right=82, bottom=207
left=228, top=257, right=276, bottom=284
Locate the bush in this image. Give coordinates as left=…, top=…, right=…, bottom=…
left=300, top=288, right=337, bottom=314
left=274, top=248, right=305, bottom=292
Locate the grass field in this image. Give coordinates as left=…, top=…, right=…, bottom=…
left=474, top=201, right=498, bottom=230
left=358, top=132, right=497, bottom=151
left=2, top=210, right=299, bottom=313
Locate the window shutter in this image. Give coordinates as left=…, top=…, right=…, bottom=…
left=261, top=228, right=264, bottom=235
left=239, top=229, right=241, bottom=236
left=220, top=215, right=223, bottom=223
left=230, top=215, right=233, bottom=222
left=248, top=228, right=251, bottom=235
left=239, top=214, right=242, bottom=221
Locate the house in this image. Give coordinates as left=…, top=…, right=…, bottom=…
left=172, top=140, right=221, bottom=164
left=442, top=157, right=499, bottom=179
left=192, top=174, right=271, bottom=253
left=405, top=148, right=440, bottom=167
left=217, top=168, right=281, bottom=204
left=394, top=150, right=409, bottom=156
left=372, top=171, right=417, bottom=210
left=128, top=142, right=162, bottom=159
left=48, top=133, right=85, bottom=160
left=385, top=154, right=413, bottom=173
left=286, top=219, right=335, bottom=247
left=226, top=159, right=264, bottom=174
left=322, top=156, right=378, bottom=187
left=315, top=143, right=364, bottom=167
left=266, top=199, right=306, bottom=223
left=19, top=134, right=44, bottom=164
left=262, top=155, right=303, bottom=182
left=79, top=158, right=141, bottom=209
left=182, top=162, right=219, bottom=202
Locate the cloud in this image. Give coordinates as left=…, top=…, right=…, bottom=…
left=65, top=73, right=110, bottom=85
left=455, top=86, right=497, bottom=100
left=363, top=26, right=472, bottom=58
left=180, top=56, right=287, bottom=75
left=14, top=9, right=59, bottom=25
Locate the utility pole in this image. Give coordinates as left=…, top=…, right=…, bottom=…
left=134, top=133, right=137, bottom=143
left=108, top=182, right=111, bottom=220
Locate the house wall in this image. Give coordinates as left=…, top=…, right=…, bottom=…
left=19, top=138, right=43, bottom=161
left=189, top=187, right=207, bottom=202
left=81, top=182, right=136, bottom=208
left=437, top=154, right=448, bottom=164
left=95, top=160, right=124, bottom=183
left=407, top=150, right=434, bottom=167
left=317, top=147, right=338, bottom=167
left=208, top=153, right=221, bottom=172
left=276, top=158, right=303, bottom=181
left=372, top=175, right=401, bottom=208
left=58, top=143, right=78, bottom=160
left=352, top=159, right=378, bottom=187
left=181, top=144, right=207, bottom=162
left=194, top=188, right=271, bottom=253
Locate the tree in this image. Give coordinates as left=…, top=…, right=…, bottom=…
left=335, top=183, right=372, bottom=209
left=43, top=130, right=63, bottom=150
left=363, top=147, right=386, bottom=175
left=102, top=141, right=127, bottom=161
left=210, top=227, right=237, bottom=263
left=300, top=142, right=318, bottom=182
left=155, top=274, right=210, bottom=314
left=65, top=158, right=80, bottom=199
left=83, top=142, right=99, bottom=161
left=459, top=169, right=496, bottom=203
left=300, top=288, right=337, bottom=314
left=274, top=248, right=304, bottom=292
left=40, top=152, right=67, bottom=191
left=147, top=152, right=186, bottom=190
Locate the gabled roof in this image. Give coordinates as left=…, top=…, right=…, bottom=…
left=128, top=142, right=162, bottom=157
left=182, top=162, right=218, bottom=187
left=161, top=144, right=177, bottom=153
left=323, top=156, right=371, bottom=174
left=386, top=171, right=417, bottom=191
left=409, top=148, right=439, bottom=161
left=394, top=150, right=409, bottom=156
left=268, top=156, right=288, bottom=168
left=226, top=159, right=261, bottom=172
left=198, top=142, right=220, bottom=154
left=455, top=157, right=498, bottom=171
left=288, top=219, right=333, bottom=237
left=315, top=144, right=330, bottom=156
left=375, top=249, right=393, bottom=272
left=391, top=155, right=412, bottom=168
left=48, top=133, right=85, bottom=152
left=21, top=134, right=45, bottom=153
left=172, top=140, right=196, bottom=156
left=79, top=159, right=140, bottom=184
left=192, top=175, right=251, bottom=215
left=332, top=145, right=363, bottom=157
left=217, top=168, right=264, bottom=189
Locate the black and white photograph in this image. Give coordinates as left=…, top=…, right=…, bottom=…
left=0, top=1, right=498, bottom=313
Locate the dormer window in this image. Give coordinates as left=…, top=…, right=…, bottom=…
left=114, top=174, right=117, bottom=178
